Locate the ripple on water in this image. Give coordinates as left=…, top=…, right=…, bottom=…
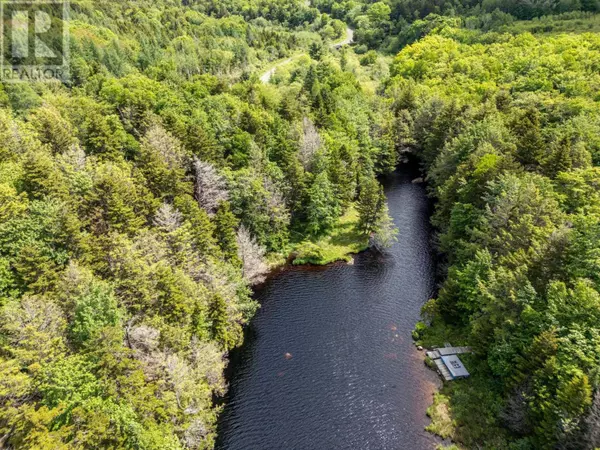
left=217, top=167, right=441, bottom=450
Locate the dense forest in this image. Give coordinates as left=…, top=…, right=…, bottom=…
left=313, top=1, right=600, bottom=447
left=1, top=0, right=600, bottom=449
left=0, top=1, right=396, bottom=448
left=394, top=14, right=600, bottom=450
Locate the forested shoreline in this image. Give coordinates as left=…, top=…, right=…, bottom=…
left=1, top=0, right=600, bottom=449
left=380, top=10, right=600, bottom=450
left=0, top=2, right=397, bottom=448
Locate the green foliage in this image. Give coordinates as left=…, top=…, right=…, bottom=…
left=213, top=202, right=241, bottom=265
left=315, top=0, right=600, bottom=50
left=412, top=321, right=428, bottom=340
left=209, top=293, right=235, bottom=350
left=12, top=0, right=600, bottom=448
left=360, top=50, right=378, bottom=66
left=386, top=18, right=600, bottom=449
left=0, top=2, right=399, bottom=446
left=69, top=277, right=122, bottom=348
left=305, top=171, right=341, bottom=236
left=227, top=169, right=290, bottom=251
left=357, top=175, right=385, bottom=236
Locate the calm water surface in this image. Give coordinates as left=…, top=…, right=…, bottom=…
left=217, top=165, right=441, bottom=450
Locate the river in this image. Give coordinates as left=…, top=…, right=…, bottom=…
left=216, top=164, right=441, bottom=450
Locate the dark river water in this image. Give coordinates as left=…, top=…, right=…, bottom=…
left=216, top=165, right=441, bottom=450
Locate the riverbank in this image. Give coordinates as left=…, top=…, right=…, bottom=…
left=414, top=320, right=511, bottom=449
left=217, top=167, right=441, bottom=449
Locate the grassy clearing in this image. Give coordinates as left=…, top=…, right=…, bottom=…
left=499, top=12, right=600, bottom=34
left=290, top=206, right=369, bottom=265
left=427, top=394, right=455, bottom=440
left=414, top=320, right=468, bottom=350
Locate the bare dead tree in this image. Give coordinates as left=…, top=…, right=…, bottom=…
left=128, top=325, right=160, bottom=354
left=165, top=353, right=193, bottom=411
left=300, top=117, right=321, bottom=170
left=59, top=144, right=87, bottom=171
left=189, top=336, right=227, bottom=394
left=126, top=324, right=166, bottom=380
left=143, top=124, right=187, bottom=170
left=575, top=389, right=600, bottom=450
left=183, top=418, right=209, bottom=450
left=236, top=226, right=268, bottom=285
left=194, top=158, right=229, bottom=215
left=263, top=176, right=290, bottom=219
left=153, top=202, right=183, bottom=233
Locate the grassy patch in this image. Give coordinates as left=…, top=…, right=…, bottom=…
left=290, top=206, right=369, bottom=265
left=427, top=378, right=509, bottom=449
left=427, top=394, right=455, bottom=440
left=417, top=320, right=468, bottom=349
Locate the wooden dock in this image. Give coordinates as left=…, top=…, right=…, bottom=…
left=427, top=346, right=471, bottom=359
left=434, top=358, right=453, bottom=381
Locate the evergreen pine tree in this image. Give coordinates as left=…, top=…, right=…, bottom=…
left=13, top=244, right=62, bottom=294
left=174, top=195, right=218, bottom=258
left=357, top=176, right=385, bottom=236
left=513, top=109, right=545, bottom=167
left=209, top=293, right=231, bottom=350
left=306, top=171, right=341, bottom=236
left=309, top=42, right=324, bottom=61
left=547, top=136, right=573, bottom=177
left=371, top=202, right=398, bottom=252
left=21, top=151, right=65, bottom=200
left=213, top=201, right=241, bottom=266
left=328, top=144, right=357, bottom=208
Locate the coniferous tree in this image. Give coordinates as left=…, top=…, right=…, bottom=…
left=371, top=202, right=398, bottom=251
left=357, top=176, right=385, bottom=236
left=209, top=293, right=231, bottom=350
left=174, top=195, right=218, bottom=258
left=328, top=143, right=357, bottom=209
left=20, top=151, right=65, bottom=200
left=546, top=135, right=573, bottom=177
left=512, top=109, right=545, bottom=168
left=213, top=201, right=241, bottom=266
left=305, top=171, right=340, bottom=236
left=12, top=245, right=62, bottom=294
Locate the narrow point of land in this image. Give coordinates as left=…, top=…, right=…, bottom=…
left=290, top=205, right=368, bottom=266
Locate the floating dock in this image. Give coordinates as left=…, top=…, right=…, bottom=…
left=426, top=346, right=471, bottom=381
